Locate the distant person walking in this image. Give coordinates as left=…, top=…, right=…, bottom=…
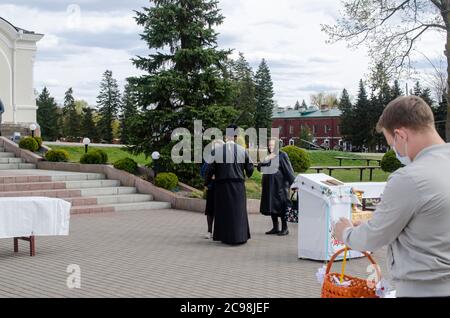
left=205, top=125, right=254, bottom=245
left=258, top=138, right=296, bottom=236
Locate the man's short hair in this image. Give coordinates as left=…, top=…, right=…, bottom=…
left=376, top=96, right=435, bottom=135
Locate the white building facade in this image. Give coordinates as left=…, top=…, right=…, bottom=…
left=0, top=17, right=43, bottom=136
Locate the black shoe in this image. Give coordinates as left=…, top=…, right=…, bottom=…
left=265, top=228, right=280, bottom=235
left=278, top=229, right=289, bottom=236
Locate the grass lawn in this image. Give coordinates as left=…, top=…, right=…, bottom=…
left=47, top=145, right=151, bottom=165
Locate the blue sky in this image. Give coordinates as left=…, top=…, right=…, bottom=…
left=0, top=0, right=445, bottom=107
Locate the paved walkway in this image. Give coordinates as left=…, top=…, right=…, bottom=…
left=0, top=209, right=389, bottom=298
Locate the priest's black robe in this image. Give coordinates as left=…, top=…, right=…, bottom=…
left=205, top=142, right=254, bottom=245
left=258, top=151, right=296, bottom=217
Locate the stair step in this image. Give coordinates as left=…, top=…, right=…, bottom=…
left=0, top=172, right=106, bottom=184
left=70, top=201, right=171, bottom=214
left=0, top=158, right=24, bottom=164
left=63, top=194, right=153, bottom=206
left=0, top=186, right=136, bottom=198
left=0, top=147, right=4, bottom=152
left=0, top=163, right=36, bottom=170
left=0, top=179, right=120, bottom=192
left=0, top=152, right=15, bottom=158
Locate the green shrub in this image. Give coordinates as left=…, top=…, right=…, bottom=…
left=19, top=137, right=39, bottom=152
left=45, top=149, right=69, bottom=162
left=155, top=172, right=179, bottom=191
left=33, top=136, right=43, bottom=148
left=281, top=146, right=311, bottom=172
left=92, top=149, right=108, bottom=164
left=113, top=158, right=138, bottom=174
left=381, top=150, right=403, bottom=173
left=80, top=149, right=108, bottom=164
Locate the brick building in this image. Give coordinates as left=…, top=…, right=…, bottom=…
left=272, top=106, right=343, bottom=149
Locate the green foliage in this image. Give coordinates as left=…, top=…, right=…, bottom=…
left=81, top=107, right=100, bottom=143
left=33, top=136, right=43, bottom=148
left=80, top=149, right=108, bottom=164
left=62, top=88, right=81, bottom=141
left=113, top=157, right=138, bottom=174
left=255, top=59, right=275, bottom=132
left=97, top=70, right=121, bottom=143
left=127, top=0, right=234, bottom=155
left=155, top=172, right=179, bottom=191
left=36, top=87, right=60, bottom=141
left=120, top=83, right=138, bottom=145
left=19, top=137, right=39, bottom=152
left=381, top=150, right=403, bottom=173
left=45, top=149, right=69, bottom=162
left=281, top=146, right=311, bottom=173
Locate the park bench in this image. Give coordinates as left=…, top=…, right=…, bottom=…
left=310, top=165, right=382, bottom=181
left=334, top=156, right=382, bottom=166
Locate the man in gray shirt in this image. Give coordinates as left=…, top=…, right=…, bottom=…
left=335, top=96, right=450, bottom=297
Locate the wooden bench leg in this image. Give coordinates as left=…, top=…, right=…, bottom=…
left=370, top=169, right=374, bottom=181
left=13, top=238, right=18, bottom=253
left=360, top=169, right=363, bottom=181
left=13, top=236, right=36, bottom=256
left=30, top=236, right=36, bottom=257
left=328, top=169, right=333, bottom=177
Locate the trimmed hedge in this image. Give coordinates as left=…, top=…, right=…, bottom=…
left=19, top=137, right=39, bottom=152
left=45, top=149, right=70, bottom=162
left=33, top=136, right=43, bottom=148
left=80, top=149, right=108, bottom=164
left=281, top=146, right=311, bottom=173
left=381, top=150, right=403, bottom=173
left=155, top=172, right=179, bottom=191
left=113, top=158, right=138, bottom=174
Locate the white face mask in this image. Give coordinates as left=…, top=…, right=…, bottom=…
left=393, top=134, right=411, bottom=166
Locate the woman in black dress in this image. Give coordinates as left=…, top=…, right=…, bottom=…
left=258, top=138, right=296, bottom=236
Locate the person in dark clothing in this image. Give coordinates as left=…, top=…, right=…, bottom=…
left=205, top=125, right=254, bottom=245
left=201, top=139, right=224, bottom=239
left=258, top=138, right=296, bottom=236
left=0, top=98, right=4, bottom=136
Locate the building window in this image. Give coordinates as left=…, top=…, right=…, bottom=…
left=289, top=139, right=295, bottom=146
left=289, top=126, right=294, bottom=134
left=313, top=125, right=318, bottom=135
left=325, top=125, right=329, bottom=134
left=337, top=125, right=340, bottom=134
left=278, top=126, right=283, bottom=134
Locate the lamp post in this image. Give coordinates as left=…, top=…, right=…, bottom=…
left=29, top=124, right=37, bottom=138
left=151, top=151, right=160, bottom=178
left=82, top=138, right=91, bottom=154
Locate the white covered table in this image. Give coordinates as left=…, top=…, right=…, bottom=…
left=0, top=197, right=71, bottom=256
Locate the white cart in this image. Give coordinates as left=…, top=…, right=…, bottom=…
left=292, top=174, right=386, bottom=261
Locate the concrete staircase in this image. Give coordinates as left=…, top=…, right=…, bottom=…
left=0, top=147, right=36, bottom=169
left=0, top=147, right=171, bottom=214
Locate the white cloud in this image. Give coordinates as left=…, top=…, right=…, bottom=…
left=0, top=0, right=445, bottom=108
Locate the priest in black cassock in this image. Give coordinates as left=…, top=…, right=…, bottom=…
left=205, top=125, right=254, bottom=245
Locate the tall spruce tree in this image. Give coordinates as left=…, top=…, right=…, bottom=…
left=62, top=88, right=81, bottom=140
left=391, top=80, right=403, bottom=99
left=36, top=87, right=60, bottom=141
left=120, top=83, right=138, bottom=145
left=232, top=53, right=256, bottom=128
left=97, top=70, right=121, bottom=143
left=294, top=100, right=301, bottom=110
left=338, top=88, right=354, bottom=141
left=127, top=0, right=235, bottom=156
left=255, top=59, right=275, bottom=134
left=352, top=80, right=372, bottom=149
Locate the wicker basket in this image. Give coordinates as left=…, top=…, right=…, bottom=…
left=321, top=248, right=381, bottom=298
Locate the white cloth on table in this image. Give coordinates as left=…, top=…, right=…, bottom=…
left=0, top=197, right=71, bottom=239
